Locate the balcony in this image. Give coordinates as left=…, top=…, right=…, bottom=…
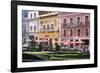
left=62, top=23, right=77, bottom=28
left=63, top=23, right=67, bottom=27
left=62, top=22, right=89, bottom=28
left=41, top=29, right=46, bottom=33
left=40, top=28, right=59, bottom=33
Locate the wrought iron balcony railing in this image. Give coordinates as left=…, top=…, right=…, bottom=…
left=62, top=22, right=90, bottom=28
left=39, top=28, right=59, bottom=33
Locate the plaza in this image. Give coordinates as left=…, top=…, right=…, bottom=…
left=22, top=11, right=90, bottom=62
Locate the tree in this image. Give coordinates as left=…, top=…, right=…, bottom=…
left=55, top=43, right=60, bottom=51
left=29, top=38, right=37, bottom=51
left=38, top=42, right=43, bottom=51
left=49, top=38, right=53, bottom=51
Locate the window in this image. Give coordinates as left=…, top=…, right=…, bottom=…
left=70, top=29, right=73, bottom=36
left=30, top=26, right=32, bottom=30
left=23, top=12, right=28, bottom=18
left=30, top=13, right=32, bottom=18
left=85, top=16, right=89, bottom=22
left=70, top=18, right=73, bottom=24
left=63, top=19, right=66, bottom=24
left=34, top=13, right=36, bottom=18
left=49, top=38, right=52, bottom=45
left=39, top=38, right=41, bottom=40
left=35, top=37, right=38, bottom=40
left=41, top=21, right=43, bottom=24
left=85, top=28, right=88, bottom=36
left=55, top=38, right=58, bottom=41
left=63, top=19, right=67, bottom=27
left=77, top=29, right=80, bottom=36
left=47, top=25, right=50, bottom=29
left=29, top=36, right=34, bottom=40
left=64, top=30, right=66, bottom=36
left=23, top=38, right=26, bottom=44
left=43, top=25, right=46, bottom=30
left=85, top=16, right=89, bottom=25
left=75, top=39, right=78, bottom=41
left=77, top=17, right=81, bottom=24
left=51, top=24, right=54, bottom=29
left=34, top=26, right=36, bottom=31
left=70, top=39, right=73, bottom=41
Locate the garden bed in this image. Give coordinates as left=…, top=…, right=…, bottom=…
left=22, top=51, right=90, bottom=62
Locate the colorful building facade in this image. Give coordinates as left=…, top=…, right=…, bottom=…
left=22, top=11, right=90, bottom=49
left=59, top=12, right=90, bottom=48
left=38, top=12, right=59, bottom=46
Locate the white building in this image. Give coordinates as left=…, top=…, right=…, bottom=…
left=22, top=10, right=39, bottom=46
left=28, top=11, right=39, bottom=42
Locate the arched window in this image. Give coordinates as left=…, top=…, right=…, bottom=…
left=55, top=38, right=58, bottom=41
left=43, top=25, right=45, bottom=30
left=85, top=16, right=89, bottom=25
left=34, top=26, right=36, bottom=31
left=51, top=24, right=54, bottom=29
left=85, top=16, right=89, bottom=22
left=30, top=26, right=32, bottom=30
left=70, top=29, right=73, bottom=36
left=47, top=25, right=50, bottom=29
left=85, top=28, right=88, bottom=36
left=34, top=13, right=36, bottom=18
left=30, top=13, right=32, bottom=18
left=63, top=19, right=66, bottom=24
left=63, top=30, right=66, bottom=37
left=35, top=37, right=38, bottom=40
left=70, top=18, right=73, bottom=25
left=77, top=17, right=81, bottom=24
left=77, top=29, right=80, bottom=36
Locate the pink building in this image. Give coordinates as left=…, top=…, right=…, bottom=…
left=59, top=12, right=90, bottom=48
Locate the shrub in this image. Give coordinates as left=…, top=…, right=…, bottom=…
left=55, top=43, right=60, bottom=51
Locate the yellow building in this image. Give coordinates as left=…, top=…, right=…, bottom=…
left=38, top=12, right=59, bottom=45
